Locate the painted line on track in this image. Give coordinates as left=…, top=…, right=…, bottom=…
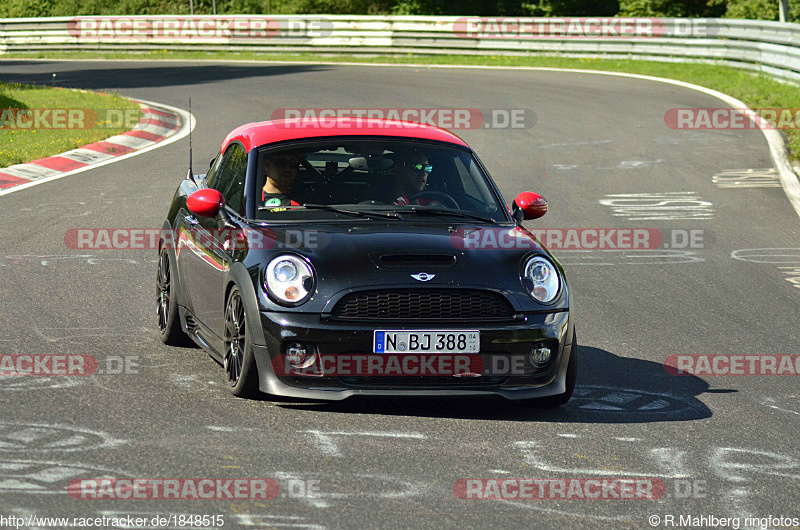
left=0, top=97, right=195, bottom=197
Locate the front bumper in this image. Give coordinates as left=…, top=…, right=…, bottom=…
left=252, top=310, right=574, bottom=401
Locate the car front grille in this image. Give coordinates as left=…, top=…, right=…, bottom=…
left=330, top=289, right=515, bottom=322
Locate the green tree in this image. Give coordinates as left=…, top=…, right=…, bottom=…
left=724, top=0, right=799, bottom=20
left=618, top=0, right=725, bottom=16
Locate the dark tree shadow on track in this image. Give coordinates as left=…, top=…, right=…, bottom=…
left=0, top=62, right=333, bottom=90
left=271, top=346, right=720, bottom=423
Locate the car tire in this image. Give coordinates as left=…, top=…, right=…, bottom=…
left=532, top=332, right=578, bottom=408
left=223, top=286, right=261, bottom=398
left=157, top=247, right=192, bottom=346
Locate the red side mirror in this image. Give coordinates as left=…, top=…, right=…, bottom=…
left=187, top=188, right=224, bottom=218
left=513, top=192, right=548, bottom=220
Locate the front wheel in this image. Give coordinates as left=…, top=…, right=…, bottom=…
left=223, top=286, right=260, bottom=398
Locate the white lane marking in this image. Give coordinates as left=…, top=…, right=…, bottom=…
left=0, top=98, right=194, bottom=197
left=713, top=168, right=782, bottom=188
left=731, top=250, right=800, bottom=288
left=495, top=499, right=633, bottom=522
left=710, top=447, right=800, bottom=481
left=599, top=192, right=714, bottom=221
left=557, top=249, right=704, bottom=265
left=238, top=519, right=324, bottom=530
left=778, top=266, right=800, bottom=289
left=760, top=396, right=800, bottom=416
left=538, top=139, right=612, bottom=149
left=302, top=431, right=341, bottom=458
left=272, top=471, right=329, bottom=508
left=304, top=431, right=426, bottom=438
left=0, top=423, right=125, bottom=452
left=731, top=248, right=800, bottom=264
left=0, top=459, right=124, bottom=494
left=514, top=440, right=691, bottom=478
left=169, top=374, right=200, bottom=389
left=598, top=158, right=666, bottom=170
left=0, top=375, right=82, bottom=391
left=551, top=164, right=578, bottom=169
left=301, top=430, right=428, bottom=459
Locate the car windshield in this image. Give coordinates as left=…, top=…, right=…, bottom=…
left=253, top=139, right=508, bottom=223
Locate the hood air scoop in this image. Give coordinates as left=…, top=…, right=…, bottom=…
left=373, top=253, right=457, bottom=269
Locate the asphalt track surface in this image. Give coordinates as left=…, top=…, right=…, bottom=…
left=1, top=60, right=799, bottom=529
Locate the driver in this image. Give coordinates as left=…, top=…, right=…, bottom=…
left=261, top=150, right=305, bottom=209
left=391, top=150, right=436, bottom=206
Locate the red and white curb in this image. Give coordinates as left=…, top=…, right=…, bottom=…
left=0, top=98, right=194, bottom=196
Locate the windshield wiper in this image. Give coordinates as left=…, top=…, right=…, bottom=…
left=395, top=207, right=498, bottom=224
left=300, top=203, right=402, bottom=220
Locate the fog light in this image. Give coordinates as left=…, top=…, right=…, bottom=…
left=529, top=345, right=552, bottom=365
left=286, top=343, right=308, bottom=366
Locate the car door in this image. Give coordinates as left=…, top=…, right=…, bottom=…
left=181, top=142, right=247, bottom=341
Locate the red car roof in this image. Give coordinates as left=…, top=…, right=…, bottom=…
left=220, top=118, right=470, bottom=153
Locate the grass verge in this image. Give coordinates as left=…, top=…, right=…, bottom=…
left=0, top=82, right=142, bottom=167
left=3, top=50, right=800, bottom=161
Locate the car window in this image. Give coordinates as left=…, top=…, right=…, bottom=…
left=254, top=139, right=508, bottom=222
left=208, top=143, right=247, bottom=215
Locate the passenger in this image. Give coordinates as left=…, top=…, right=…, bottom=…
left=261, top=150, right=305, bottom=209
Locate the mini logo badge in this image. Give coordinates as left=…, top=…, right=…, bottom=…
left=411, top=272, right=435, bottom=282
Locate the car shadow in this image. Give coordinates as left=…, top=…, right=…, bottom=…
left=271, top=346, right=719, bottom=423
left=0, top=62, right=334, bottom=90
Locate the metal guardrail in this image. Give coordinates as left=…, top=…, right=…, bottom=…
left=1, top=16, right=800, bottom=83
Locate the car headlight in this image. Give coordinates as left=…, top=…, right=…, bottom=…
left=523, top=256, right=560, bottom=303
left=264, top=255, right=315, bottom=305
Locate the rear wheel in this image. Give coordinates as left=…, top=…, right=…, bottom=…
left=157, top=247, right=190, bottom=346
left=223, top=286, right=260, bottom=398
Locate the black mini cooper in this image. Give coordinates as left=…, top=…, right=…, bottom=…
left=157, top=117, right=576, bottom=405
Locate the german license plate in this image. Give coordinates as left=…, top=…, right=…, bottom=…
left=373, top=330, right=480, bottom=353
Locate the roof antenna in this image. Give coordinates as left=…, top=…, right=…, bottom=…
left=187, top=97, right=193, bottom=180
